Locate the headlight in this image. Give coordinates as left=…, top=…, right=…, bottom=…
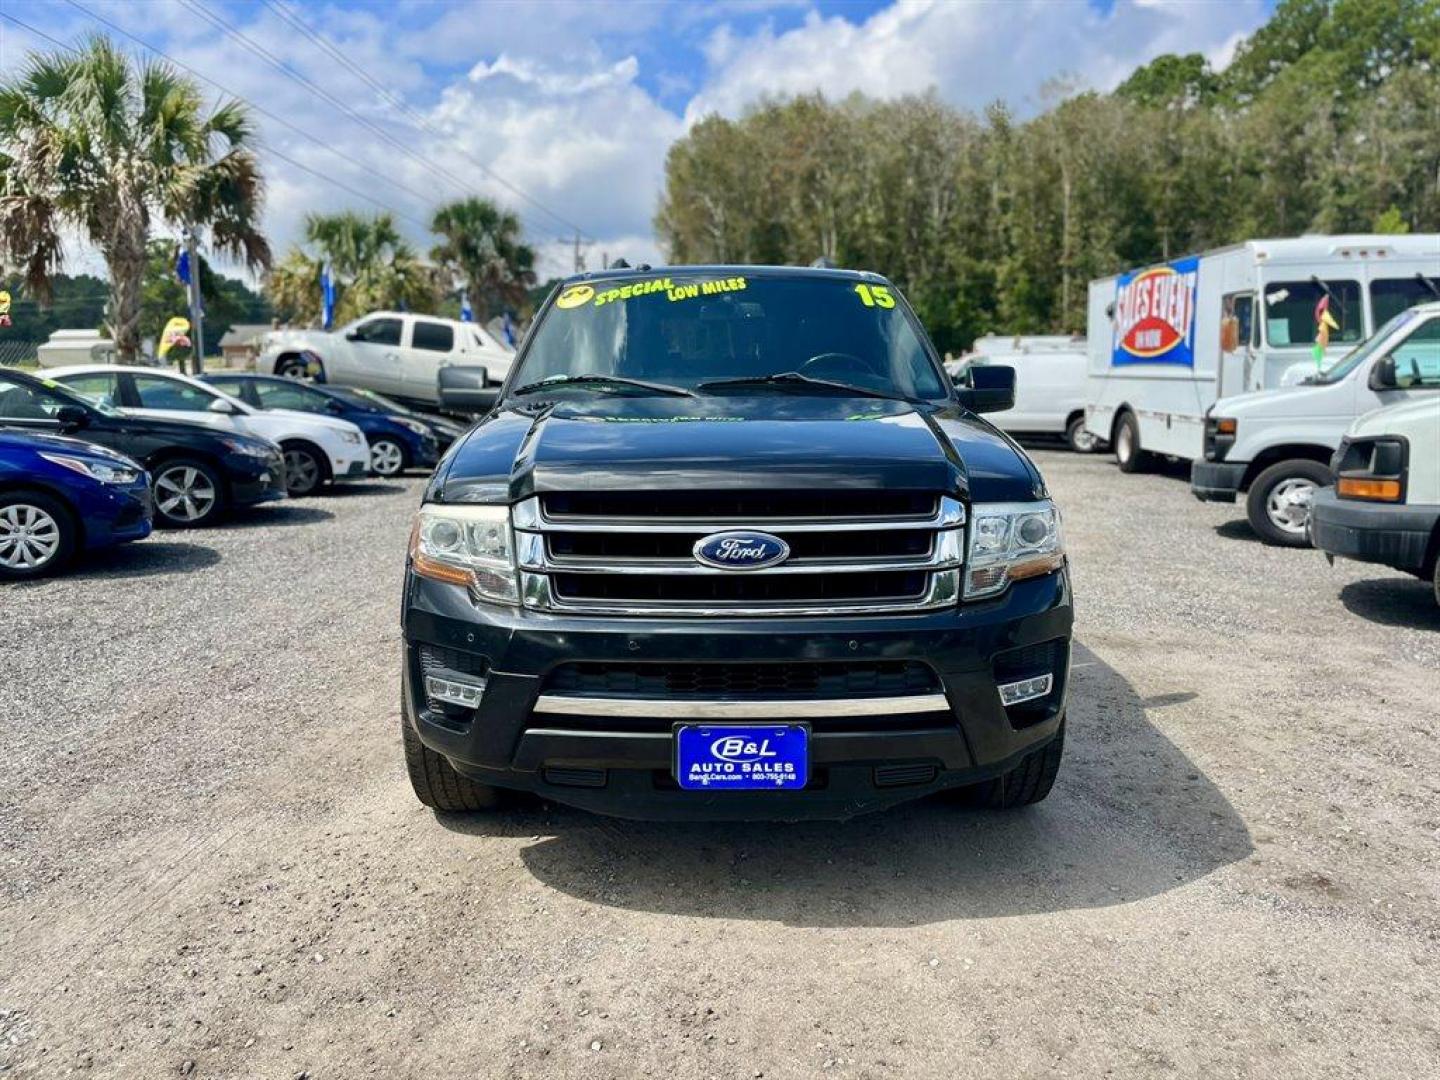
left=39, top=452, right=141, bottom=485
left=396, top=417, right=432, bottom=437
left=221, top=436, right=274, bottom=459
left=409, top=504, right=517, bottom=605
left=965, top=500, right=1064, bottom=599
left=340, top=430, right=363, bottom=445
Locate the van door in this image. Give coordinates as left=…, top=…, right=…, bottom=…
left=1218, top=291, right=1254, bottom=397
left=1373, top=315, right=1440, bottom=408
left=401, top=318, right=456, bottom=403
left=340, top=316, right=406, bottom=396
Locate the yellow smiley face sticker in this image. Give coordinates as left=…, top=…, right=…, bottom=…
left=556, top=284, right=595, bottom=310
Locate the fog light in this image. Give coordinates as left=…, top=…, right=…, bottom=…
left=425, top=674, right=487, bottom=709
left=998, top=673, right=1052, bottom=706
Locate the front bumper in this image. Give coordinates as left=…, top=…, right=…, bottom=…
left=1191, top=460, right=1247, bottom=503
left=1309, top=486, right=1439, bottom=575
left=225, top=451, right=288, bottom=506
left=402, top=568, right=1073, bottom=820
left=333, top=457, right=372, bottom=481
left=82, top=479, right=154, bottom=549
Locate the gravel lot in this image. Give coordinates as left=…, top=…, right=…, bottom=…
left=2, top=451, right=1437, bottom=1079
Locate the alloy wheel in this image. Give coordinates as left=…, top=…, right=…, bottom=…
left=0, top=504, right=62, bottom=570
left=154, top=466, right=218, bottom=524
left=370, top=440, right=405, bottom=476
left=1265, top=477, right=1316, bottom=536
left=284, top=449, right=321, bottom=495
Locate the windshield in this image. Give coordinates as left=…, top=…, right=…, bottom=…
left=0, top=371, right=121, bottom=419
left=513, top=273, right=949, bottom=402
left=1313, top=308, right=1419, bottom=383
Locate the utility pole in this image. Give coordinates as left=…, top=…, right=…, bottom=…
left=183, top=228, right=207, bottom=374
left=559, top=231, right=588, bottom=274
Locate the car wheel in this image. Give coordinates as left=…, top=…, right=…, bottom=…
left=152, top=459, right=226, bottom=528
left=1245, top=459, right=1331, bottom=547
left=0, top=492, right=76, bottom=580
left=369, top=438, right=407, bottom=477
left=1066, top=415, right=1098, bottom=453
left=282, top=443, right=324, bottom=497
left=1114, top=412, right=1147, bottom=473
left=276, top=355, right=310, bottom=379
left=401, top=715, right=501, bottom=811
left=950, top=721, right=1065, bottom=809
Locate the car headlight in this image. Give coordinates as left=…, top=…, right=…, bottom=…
left=965, top=500, right=1065, bottom=599
left=339, top=430, right=363, bottom=445
left=39, top=452, right=141, bottom=485
left=396, top=417, right=432, bottom=437
left=221, top=436, right=275, bottom=459
left=409, top=504, right=517, bottom=605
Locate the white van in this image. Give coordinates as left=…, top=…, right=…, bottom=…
left=1084, top=234, right=1440, bottom=472
left=1191, top=301, right=1440, bottom=545
left=952, top=336, right=1094, bottom=450
left=1310, top=395, right=1440, bottom=607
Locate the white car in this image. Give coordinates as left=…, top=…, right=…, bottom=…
left=1311, top=395, right=1440, bottom=607
left=1190, top=301, right=1440, bottom=545
left=258, top=312, right=513, bottom=408
left=48, top=365, right=371, bottom=497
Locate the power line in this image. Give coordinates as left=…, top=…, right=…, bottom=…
left=177, top=0, right=572, bottom=243
left=260, top=0, right=592, bottom=242
left=59, top=0, right=441, bottom=221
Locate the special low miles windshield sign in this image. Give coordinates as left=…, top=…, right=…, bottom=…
left=1112, top=255, right=1199, bottom=367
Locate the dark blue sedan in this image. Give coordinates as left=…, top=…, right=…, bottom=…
left=204, top=374, right=440, bottom=477
left=0, top=429, right=153, bottom=579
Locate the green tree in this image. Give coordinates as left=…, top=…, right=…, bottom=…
left=0, top=35, right=269, bottom=361
left=429, top=197, right=536, bottom=321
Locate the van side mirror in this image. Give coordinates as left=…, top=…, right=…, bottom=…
left=1369, top=354, right=1397, bottom=390
left=56, top=404, right=90, bottom=430
left=437, top=364, right=496, bottom=415
left=956, top=364, right=1016, bottom=413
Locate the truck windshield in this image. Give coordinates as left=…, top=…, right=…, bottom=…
left=1312, top=308, right=1418, bottom=384
left=513, top=273, right=949, bottom=402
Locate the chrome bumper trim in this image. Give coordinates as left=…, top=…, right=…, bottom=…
left=532, top=692, right=952, bottom=719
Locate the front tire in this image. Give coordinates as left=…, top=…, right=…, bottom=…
left=152, top=459, right=227, bottom=528
left=282, top=442, right=325, bottom=497
left=1245, top=459, right=1331, bottom=547
left=369, top=437, right=407, bottom=477
left=276, top=354, right=312, bottom=379
left=1113, top=412, right=1147, bottom=473
left=401, top=716, right=501, bottom=811
left=0, top=492, right=76, bottom=579
left=952, top=722, right=1065, bottom=809
left=1066, top=415, right=1099, bottom=453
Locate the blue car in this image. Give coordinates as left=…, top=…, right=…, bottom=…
left=204, top=374, right=441, bottom=477
left=0, top=429, right=153, bottom=579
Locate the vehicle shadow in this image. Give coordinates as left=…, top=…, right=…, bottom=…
left=223, top=505, right=335, bottom=527
left=68, top=541, right=221, bottom=579
left=320, top=481, right=410, bottom=497
left=1213, top=519, right=1261, bottom=544
left=436, top=642, right=1253, bottom=926
left=1339, top=577, right=1440, bottom=631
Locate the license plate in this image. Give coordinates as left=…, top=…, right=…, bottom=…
left=674, top=724, right=808, bottom=791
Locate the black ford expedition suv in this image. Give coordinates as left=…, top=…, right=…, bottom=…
left=401, top=266, right=1072, bottom=820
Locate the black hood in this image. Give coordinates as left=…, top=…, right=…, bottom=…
left=435, top=395, right=1043, bottom=504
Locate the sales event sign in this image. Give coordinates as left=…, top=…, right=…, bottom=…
left=1112, top=256, right=1199, bottom=367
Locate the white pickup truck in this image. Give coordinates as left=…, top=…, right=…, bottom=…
left=259, top=312, right=514, bottom=409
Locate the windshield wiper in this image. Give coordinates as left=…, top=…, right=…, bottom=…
left=698, top=371, right=904, bottom=401
left=511, top=374, right=695, bottom=398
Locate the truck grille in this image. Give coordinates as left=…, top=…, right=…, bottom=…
left=545, top=660, right=941, bottom=700
left=514, top=490, right=963, bottom=617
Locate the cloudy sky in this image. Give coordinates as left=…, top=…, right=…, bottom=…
left=0, top=0, right=1272, bottom=283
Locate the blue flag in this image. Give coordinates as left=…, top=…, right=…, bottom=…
left=175, top=247, right=191, bottom=286
left=460, top=294, right=474, bottom=323
left=320, top=263, right=335, bottom=330
left=502, top=311, right=516, bottom=347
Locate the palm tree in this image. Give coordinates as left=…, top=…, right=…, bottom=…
left=0, top=35, right=270, bottom=361
left=430, top=197, right=536, bottom=320
left=267, top=211, right=440, bottom=326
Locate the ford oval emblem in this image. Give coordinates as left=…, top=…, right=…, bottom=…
left=693, top=530, right=790, bottom=571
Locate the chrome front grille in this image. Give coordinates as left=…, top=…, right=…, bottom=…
left=515, top=491, right=963, bottom=617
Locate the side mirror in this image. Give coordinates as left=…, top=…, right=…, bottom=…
left=207, top=397, right=241, bottom=415
left=56, top=404, right=90, bottom=430
left=344, top=330, right=360, bottom=342
left=1369, top=354, right=1397, bottom=391
left=437, top=365, right=496, bottom=415
left=956, top=364, right=1016, bottom=413
left=325, top=399, right=346, bottom=415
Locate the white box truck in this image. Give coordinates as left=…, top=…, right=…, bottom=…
left=1084, top=234, right=1440, bottom=472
